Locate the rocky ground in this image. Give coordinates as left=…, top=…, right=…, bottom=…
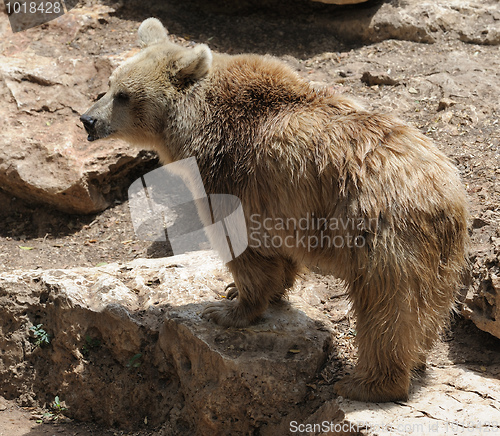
left=0, top=0, right=499, bottom=435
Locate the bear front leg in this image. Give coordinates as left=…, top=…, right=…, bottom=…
left=202, top=250, right=297, bottom=327
left=222, top=256, right=298, bottom=303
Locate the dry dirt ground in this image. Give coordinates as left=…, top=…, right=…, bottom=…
left=1, top=0, right=500, bottom=434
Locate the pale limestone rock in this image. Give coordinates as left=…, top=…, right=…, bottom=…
left=0, top=7, right=155, bottom=214
left=338, top=367, right=500, bottom=435
left=463, top=279, right=500, bottom=340
left=1, top=251, right=500, bottom=432
left=0, top=251, right=335, bottom=432
left=328, top=0, right=500, bottom=45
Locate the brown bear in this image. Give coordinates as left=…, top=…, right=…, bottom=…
left=80, top=18, right=469, bottom=402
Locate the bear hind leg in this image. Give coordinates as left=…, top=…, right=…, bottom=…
left=334, top=279, right=429, bottom=402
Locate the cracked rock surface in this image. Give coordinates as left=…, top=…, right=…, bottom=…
left=0, top=252, right=336, bottom=433
left=339, top=366, right=500, bottom=435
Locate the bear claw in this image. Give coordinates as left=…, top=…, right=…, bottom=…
left=224, top=282, right=238, bottom=300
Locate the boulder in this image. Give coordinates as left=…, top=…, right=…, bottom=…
left=0, top=6, right=157, bottom=214
left=463, top=234, right=500, bottom=340
left=0, top=251, right=336, bottom=432
left=327, top=0, right=500, bottom=45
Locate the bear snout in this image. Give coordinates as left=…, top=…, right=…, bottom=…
left=80, top=114, right=97, bottom=141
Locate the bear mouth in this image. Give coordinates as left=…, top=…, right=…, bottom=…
left=82, top=124, right=98, bottom=141
left=80, top=114, right=113, bottom=142
left=83, top=124, right=97, bottom=141
left=87, top=130, right=113, bottom=142
left=80, top=114, right=101, bottom=141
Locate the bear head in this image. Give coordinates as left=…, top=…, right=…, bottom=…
left=80, top=18, right=212, bottom=152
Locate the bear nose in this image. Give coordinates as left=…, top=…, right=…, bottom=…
left=80, top=114, right=97, bottom=141
left=80, top=114, right=96, bottom=129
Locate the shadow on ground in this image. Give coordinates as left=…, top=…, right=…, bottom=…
left=102, top=0, right=386, bottom=57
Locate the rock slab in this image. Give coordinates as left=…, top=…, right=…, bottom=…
left=338, top=366, right=500, bottom=435
left=328, top=0, right=500, bottom=45
left=0, top=6, right=156, bottom=214
left=463, top=235, right=500, bottom=340
left=0, top=251, right=335, bottom=433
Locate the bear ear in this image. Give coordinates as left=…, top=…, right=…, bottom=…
left=176, top=44, right=213, bottom=82
left=138, top=18, right=169, bottom=48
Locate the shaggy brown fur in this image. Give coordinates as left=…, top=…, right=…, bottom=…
left=81, top=18, right=469, bottom=402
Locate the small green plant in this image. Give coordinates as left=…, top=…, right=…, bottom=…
left=42, top=396, right=68, bottom=422
left=126, top=353, right=143, bottom=368
left=52, top=396, right=66, bottom=413
left=30, top=324, right=50, bottom=347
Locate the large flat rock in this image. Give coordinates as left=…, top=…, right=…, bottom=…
left=326, top=0, right=500, bottom=45
left=338, top=366, right=500, bottom=435
left=0, top=5, right=156, bottom=214
left=1, top=251, right=499, bottom=434
left=0, top=251, right=336, bottom=432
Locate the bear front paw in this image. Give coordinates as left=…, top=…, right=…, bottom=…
left=202, top=300, right=251, bottom=328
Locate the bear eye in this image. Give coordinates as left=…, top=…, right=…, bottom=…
left=115, top=91, right=130, bottom=102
